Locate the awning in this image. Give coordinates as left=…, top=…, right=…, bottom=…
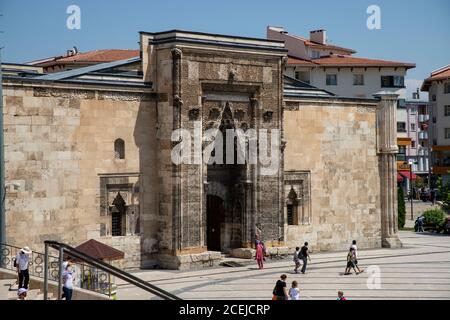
left=70, top=239, right=125, bottom=261
left=399, top=170, right=417, bottom=180
left=397, top=137, right=412, bottom=146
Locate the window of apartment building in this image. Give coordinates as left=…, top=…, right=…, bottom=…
left=381, top=75, right=404, bottom=88
left=446, top=128, right=450, bottom=139
left=311, top=50, right=320, bottom=59
left=294, top=71, right=310, bottom=83
left=397, top=145, right=406, bottom=161
left=411, top=123, right=416, bottom=131
left=397, top=122, right=406, bottom=132
left=411, top=140, right=416, bottom=148
left=353, top=74, right=364, bottom=86
left=326, top=74, right=337, bottom=86
left=445, top=105, right=450, bottom=116
left=444, top=82, right=450, bottom=94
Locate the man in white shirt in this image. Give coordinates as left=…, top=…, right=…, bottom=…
left=16, top=246, right=31, bottom=289
left=350, top=240, right=363, bottom=273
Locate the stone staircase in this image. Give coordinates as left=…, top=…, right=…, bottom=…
left=0, top=278, right=56, bottom=300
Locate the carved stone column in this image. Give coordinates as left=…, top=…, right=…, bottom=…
left=171, top=47, right=183, bottom=253
left=374, top=92, right=402, bottom=248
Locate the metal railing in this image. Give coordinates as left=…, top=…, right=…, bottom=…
left=44, top=240, right=181, bottom=300
left=1, top=243, right=115, bottom=297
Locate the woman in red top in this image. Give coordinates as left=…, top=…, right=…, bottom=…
left=255, top=242, right=265, bottom=269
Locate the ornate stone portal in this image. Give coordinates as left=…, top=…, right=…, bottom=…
left=142, top=31, right=286, bottom=269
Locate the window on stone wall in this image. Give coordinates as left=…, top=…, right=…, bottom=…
left=111, top=209, right=123, bottom=236
left=286, top=187, right=298, bottom=225
left=114, top=139, right=125, bottom=159
left=285, top=171, right=311, bottom=225
left=111, top=192, right=126, bottom=236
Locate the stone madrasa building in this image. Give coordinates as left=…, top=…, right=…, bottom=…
left=2, top=30, right=402, bottom=270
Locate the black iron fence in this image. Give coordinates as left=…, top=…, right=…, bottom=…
left=0, top=243, right=114, bottom=297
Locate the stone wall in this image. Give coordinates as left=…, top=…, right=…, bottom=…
left=3, top=84, right=158, bottom=268
left=283, top=99, right=382, bottom=251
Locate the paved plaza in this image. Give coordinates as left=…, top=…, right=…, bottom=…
left=115, top=231, right=450, bottom=300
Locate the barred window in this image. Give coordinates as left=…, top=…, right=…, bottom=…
left=114, top=139, right=125, bottom=159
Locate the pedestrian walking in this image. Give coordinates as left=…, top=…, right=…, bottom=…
left=299, top=242, right=311, bottom=274
left=16, top=246, right=31, bottom=289
left=293, top=247, right=301, bottom=273
left=430, top=189, right=436, bottom=205
left=344, top=247, right=359, bottom=275
left=288, top=281, right=300, bottom=300
left=272, top=274, right=289, bottom=300
left=337, top=290, right=347, bottom=300
left=255, top=241, right=265, bottom=269
left=350, top=240, right=363, bottom=273
left=62, top=262, right=75, bottom=300
left=17, top=288, right=27, bottom=300
left=415, top=216, right=425, bottom=232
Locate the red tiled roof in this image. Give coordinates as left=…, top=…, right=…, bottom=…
left=421, top=65, right=450, bottom=91
left=74, top=239, right=125, bottom=261
left=287, top=54, right=415, bottom=69
left=287, top=56, right=316, bottom=66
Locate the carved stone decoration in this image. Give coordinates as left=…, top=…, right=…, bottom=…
left=228, top=69, right=236, bottom=83
left=205, top=121, right=216, bottom=130
left=173, top=95, right=183, bottom=108
left=281, top=55, right=288, bottom=67
left=240, top=122, right=248, bottom=131
left=234, top=109, right=245, bottom=121
left=171, top=47, right=182, bottom=60
left=188, top=108, right=200, bottom=121
left=280, top=139, right=287, bottom=152
left=209, top=108, right=221, bottom=120
left=263, top=110, right=273, bottom=123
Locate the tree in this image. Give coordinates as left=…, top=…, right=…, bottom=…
left=437, top=176, right=450, bottom=212
left=398, top=186, right=406, bottom=229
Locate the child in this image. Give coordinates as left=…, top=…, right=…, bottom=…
left=344, top=247, right=359, bottom=275
left=289, top=281, right=300, bottom=300
left=17, top=288, right=27, bottom=300
left=255, top=241, right=265, bottom=269
left=337, top=290, right=347, bottom=300
left=293, top=247, right=301, bottom=273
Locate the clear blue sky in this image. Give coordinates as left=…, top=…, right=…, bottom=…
left=1, top=0, right=449, bottom=90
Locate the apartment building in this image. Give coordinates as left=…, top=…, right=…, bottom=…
left=422, top=65, right=450, bottom=184
left=267, top=26, right=415, bottom=100
left=267, top=26, right=417, bottom=187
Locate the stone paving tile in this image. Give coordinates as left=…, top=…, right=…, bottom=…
left=116, top=231, right=450, bottom=300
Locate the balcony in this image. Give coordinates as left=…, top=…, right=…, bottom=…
left=431, top=149, right=450, bottom=174
left=418, top=131, right=428, bottom=139
left=418, top=114, right=429, bottom=122
left=418, top=148, right=429, bottom=156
